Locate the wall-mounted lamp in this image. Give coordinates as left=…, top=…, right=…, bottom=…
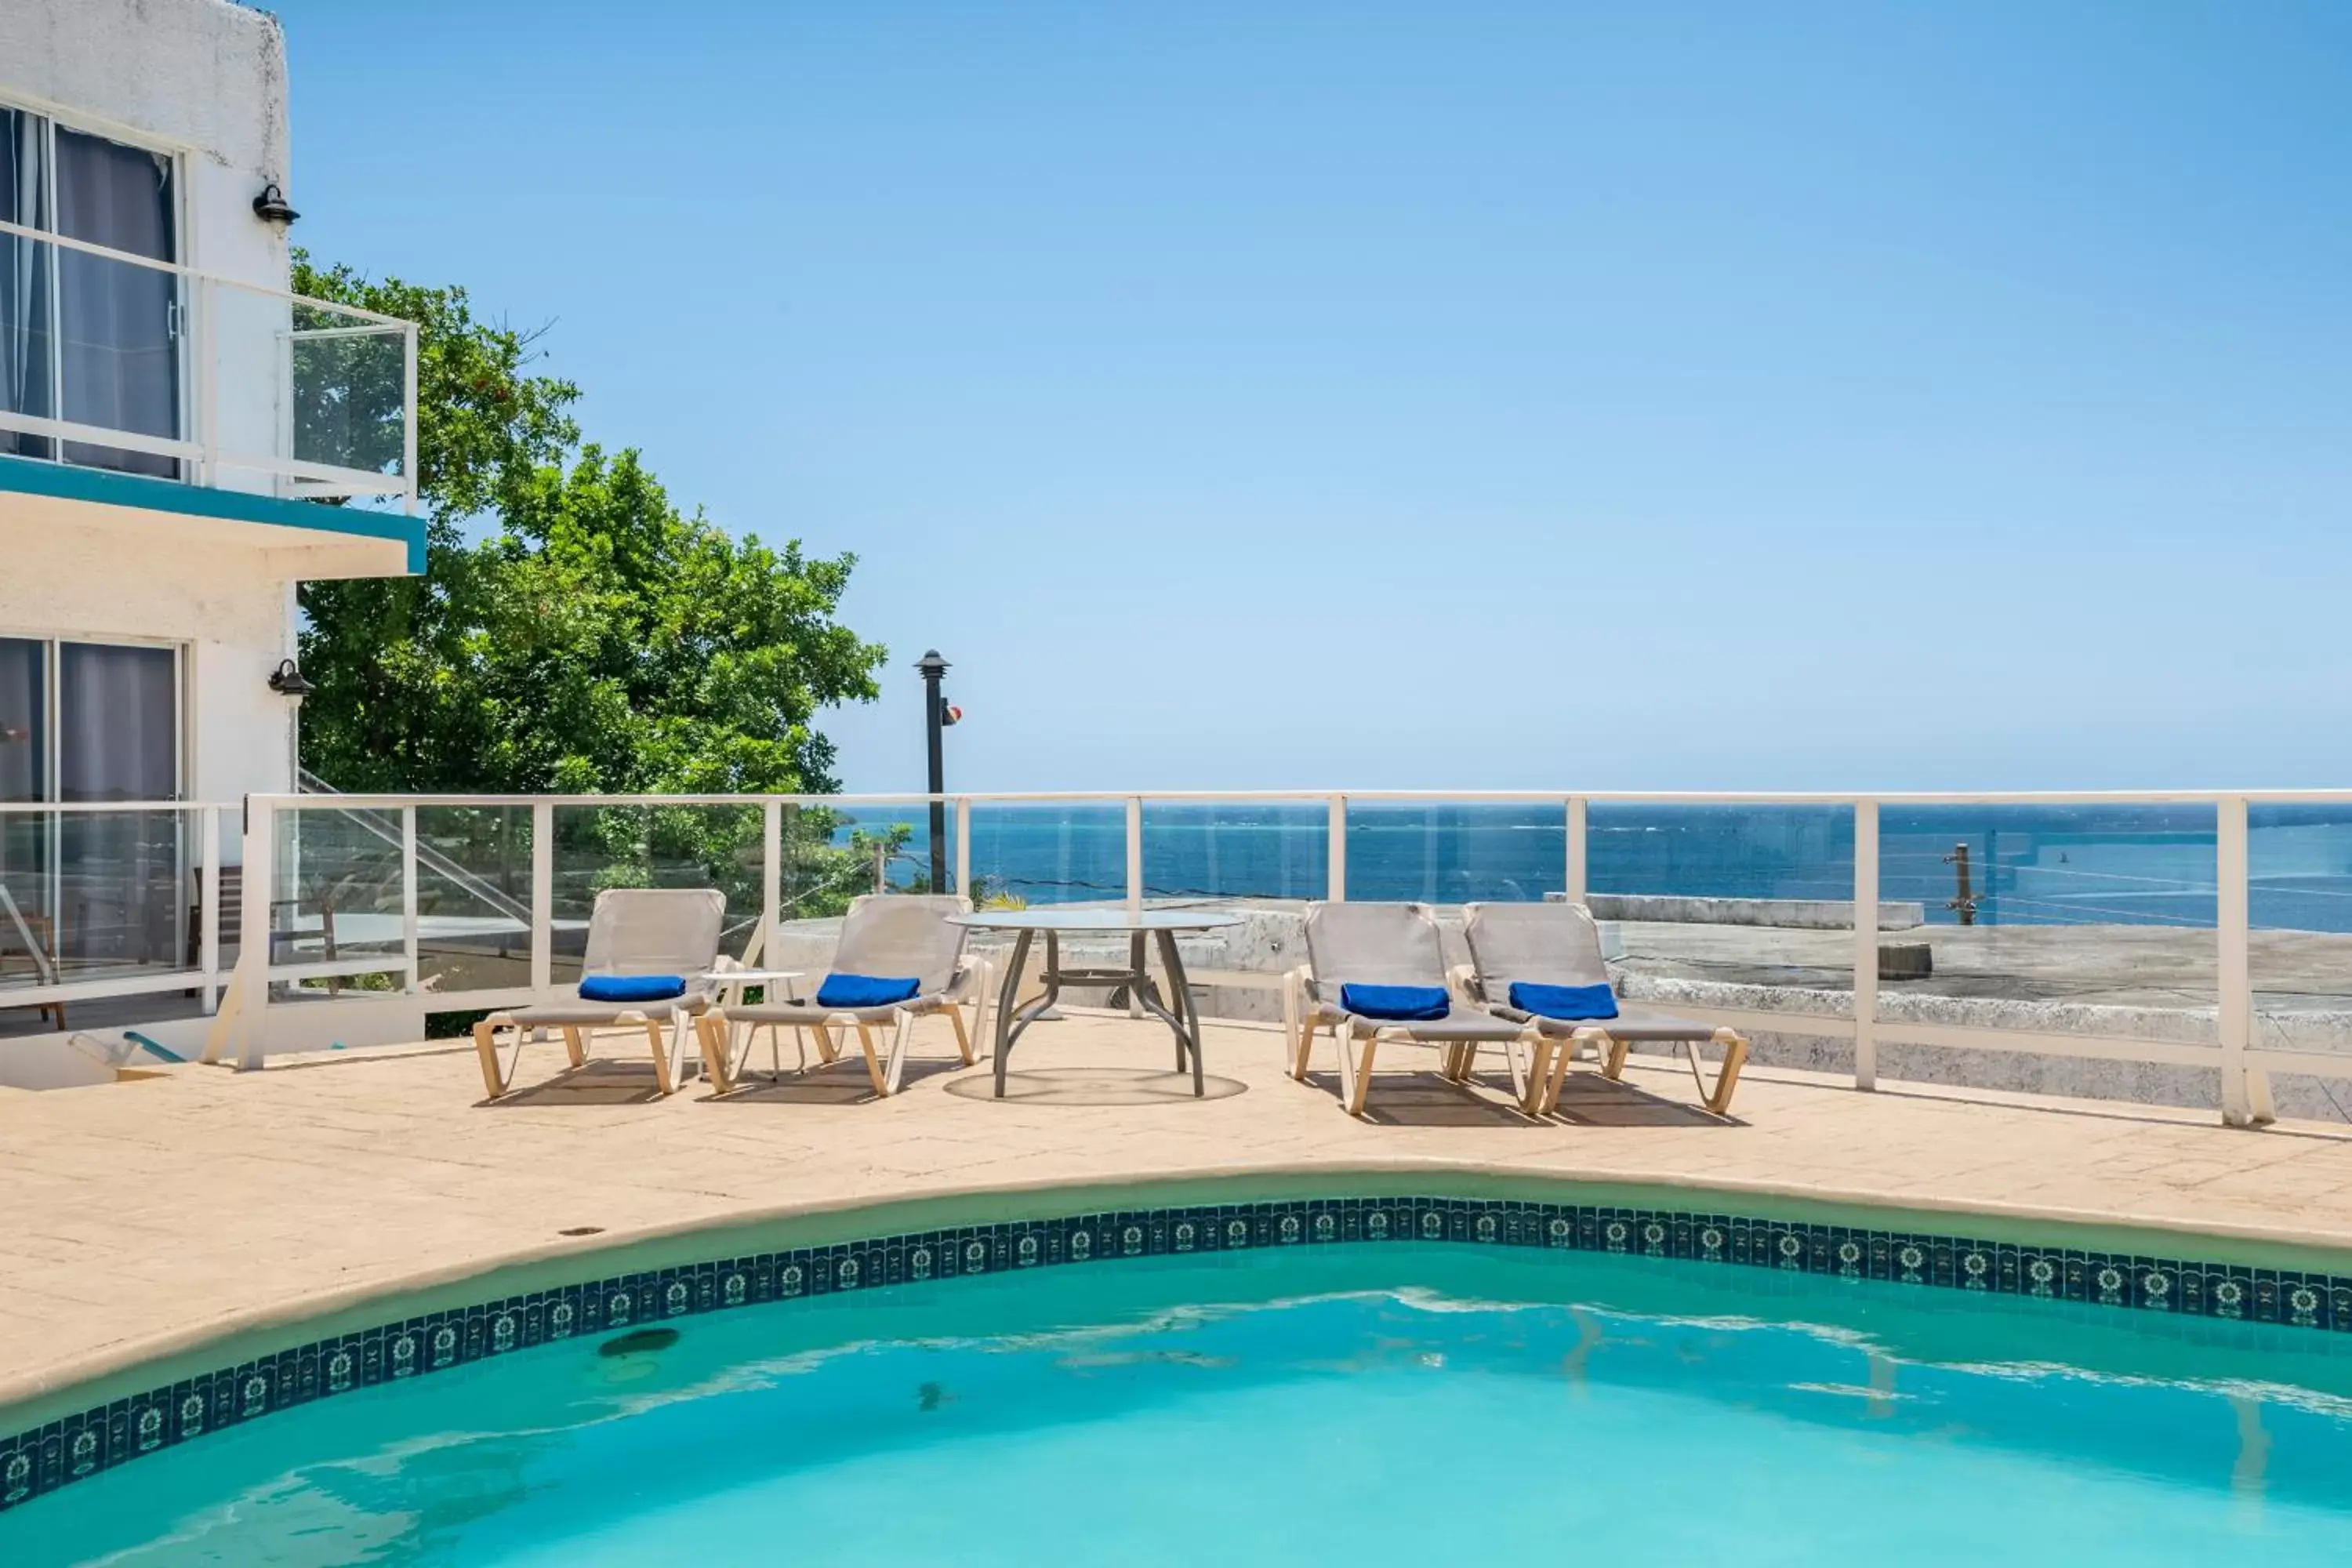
left=269, top=659, right=313, bottom=789
left=252, top=182, right=300, bottom=230
left=267, top=658, right=314, bottom=706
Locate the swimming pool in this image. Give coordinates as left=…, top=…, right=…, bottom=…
left=5, top=1221, right=2352, bottom=1564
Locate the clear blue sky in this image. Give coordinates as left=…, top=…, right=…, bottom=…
left=266, top=0, right=2352, bottom=793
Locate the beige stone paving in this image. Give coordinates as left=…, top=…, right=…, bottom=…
left=6, top=1009, right=2352, bottom=1414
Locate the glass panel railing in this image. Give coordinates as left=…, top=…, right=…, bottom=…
left=1588, top=803, right=1857, bottom=1015
left=0, top=807, right=199, bottom=990
left=0, top=221, right=415, bottom=503
left=2249, top=804, right=2352, bottom=1071
left=286, top=298, right=409, bottom=480
left=1344, top=800, right=1562, bottom=905
left=413, top=804, right=535, bottom=997
left=1140, top=800, right=1327, bottom=909
left=0, top=232, right=192, bottom=480
left=1136, top=799, right=1329, bottom=1023
left=548, top=804, right=767, bottom=986
left=1878, top=803, right=2217, bottom=1036
left=269, top=804, right=406, bottom=999
left=965, top=802, right=1127, bottom=909
left=791, top=802, right=945, bottom=913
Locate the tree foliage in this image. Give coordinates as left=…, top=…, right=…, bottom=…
left=291, top=256, right=891, bottom=920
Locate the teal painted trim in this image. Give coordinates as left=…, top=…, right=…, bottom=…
left=121, top=1032, right=187, bottom=1065
left=0, top=454, right=425, bottom=575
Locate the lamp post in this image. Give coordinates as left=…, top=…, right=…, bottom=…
left=916, top=651, right=959, bottom=893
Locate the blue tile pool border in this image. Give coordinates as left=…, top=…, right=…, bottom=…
left=5, top=1192, right=2350, bottom=1513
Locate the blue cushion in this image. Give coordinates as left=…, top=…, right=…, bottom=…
left=1338, top=983, right=1451, bottom=1022
left=816, top=973, right=924, bottom=1009
left=1509, top=981, right=1619, bottom=1021
left=578, top=974, right=687, bottom=1004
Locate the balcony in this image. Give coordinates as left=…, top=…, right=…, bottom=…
left=7, top=788, right=2352, bottom=1127
left=0, top=217, right=421, bottom=572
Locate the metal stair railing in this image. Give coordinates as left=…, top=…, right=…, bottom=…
left=296, top=769, right=535, bottom=928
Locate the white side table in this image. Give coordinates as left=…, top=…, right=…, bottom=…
left=694, top=969, right=808, bottom=1083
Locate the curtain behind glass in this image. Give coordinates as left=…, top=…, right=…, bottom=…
left=0, top=108, right=53, bottom=461
left=54, top=128, right=176, bottom=478
left=59, top=642, right=174, bottom=802
left=57, top=642, right=179, bottom=971
left=0, top=637, right=42, bottom=803
left=0, top=638, right=49, bottom=979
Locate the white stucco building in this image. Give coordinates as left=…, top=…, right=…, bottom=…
left=0, top=0, right=421, bottom=1070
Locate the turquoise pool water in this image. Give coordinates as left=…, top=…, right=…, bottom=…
left=9, top=1244, right=2352, bottom=1564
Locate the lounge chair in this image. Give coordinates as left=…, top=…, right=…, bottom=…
left=1459, top=900, right=1750, bottom=1116
left=695, top=894, right=989, bottom=1098
left=470, top=887, right=727, bottom=1099
left=1283, top=902, right=1549, bottom=1116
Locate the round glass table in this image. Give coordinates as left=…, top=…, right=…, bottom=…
left=947, top=909, right=1241, bottom=1098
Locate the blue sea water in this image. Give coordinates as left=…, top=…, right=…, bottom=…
left=9, top=1245, right=2352, bottom=1565
left=837, top=802, right=2352, bottom=932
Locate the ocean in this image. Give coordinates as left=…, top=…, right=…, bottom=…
left=833, top=801, right=2352, bottom=933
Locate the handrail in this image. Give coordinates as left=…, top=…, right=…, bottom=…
left=224, top=787, right=2352, bottom=808
left=9, top=786, right=2337, bottom=1130
left=0, top=215, right=415, bottom=325
left=296, top=771, right=535, bottom=926
left=0, top=214, right=419, bottom=507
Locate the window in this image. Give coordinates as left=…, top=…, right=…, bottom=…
left=0, top=103, right=183, bottom=478
left=0, top=635, right=185, bottom=982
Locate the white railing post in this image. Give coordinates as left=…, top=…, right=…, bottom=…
left=401, top=805, right=420, bottom=995
left=1853, top=798, right=1878, bottom=1091
left=193, top=276, right=216, bottom=487
left=402, top=324, right=421, bottom=515
left=530, top=800, right=554, bottom=1004
left=1327, top=793, right=1348, bottom=902
left=762, top=800, right=783, bottom=964
left=955, top=797, right=972, bottom=904
left=234, top=795, right=275, bottom=1069
left=1566, top=796, right=1588, bottom=905
left=2218, top=794, right=2263, bottom=1127
left=1125, top=797, right=1144, bottom=913
left=199, top=804, right=221, bottom=1013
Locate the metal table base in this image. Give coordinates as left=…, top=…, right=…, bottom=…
left=991, top=927, right=1207, bottom=1098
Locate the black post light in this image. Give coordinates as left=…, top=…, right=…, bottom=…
left=916, top=651, right=960, bottom=892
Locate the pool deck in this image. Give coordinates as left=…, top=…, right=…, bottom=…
left=6, top=1010, right=2352, bottom=1412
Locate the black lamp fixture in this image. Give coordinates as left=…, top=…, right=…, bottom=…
left=252, top=182, right=299, bottom=230
left=267, top=658, right=314, bottom=705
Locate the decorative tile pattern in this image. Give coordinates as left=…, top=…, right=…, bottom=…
left=4, top=1193, right=2347, bottom=1515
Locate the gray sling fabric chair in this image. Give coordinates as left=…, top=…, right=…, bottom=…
left=470, top=887, right=728, bottom=1099
left=1460, top=901, right=1750, bottom=1116
left=1283, top=902, right=1548, bottom=1116
left=697, top=894, right=989, bottom=1098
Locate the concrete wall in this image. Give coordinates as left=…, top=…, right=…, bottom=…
left=0, top=0, right=296, bottom=492
left=0, top=512, right=296, bottom=800
left=0, top=0, right=290, bottom=287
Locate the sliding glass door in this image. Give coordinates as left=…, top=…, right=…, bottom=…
left=0, top=639, right=49, bottom=988
left=0, top=637, right=185, bottom=989
left=0, top=104, right=181, bottom=477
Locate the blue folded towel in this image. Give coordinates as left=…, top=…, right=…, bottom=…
left=1339, top=983, right=1451, bottom=1022
left=1508, top=981, right=1619, bottom=1021
left=815, top=973, right=924, bottom=1008
left=578, top=974, right=687, bottom=1004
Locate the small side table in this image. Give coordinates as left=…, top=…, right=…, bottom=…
left=694, top=969, right=805, bottom=1083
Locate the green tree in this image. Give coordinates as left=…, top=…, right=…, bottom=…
left=291, top=256, right=891, bottom=920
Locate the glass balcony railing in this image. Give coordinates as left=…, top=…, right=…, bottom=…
left=0, top=219, right=416, bottom=506
left=14, top=789, right=2352, bottom=1129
